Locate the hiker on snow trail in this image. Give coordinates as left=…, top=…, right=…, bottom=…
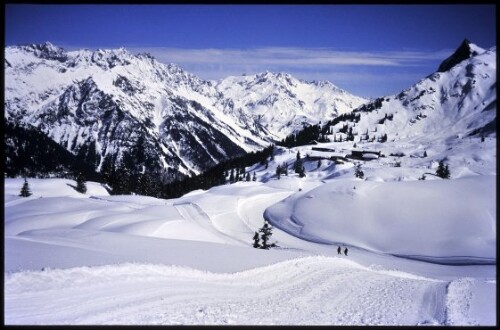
left=344, top=247, right=348, bottom=256
left=337, top=246, right=342, bottom=255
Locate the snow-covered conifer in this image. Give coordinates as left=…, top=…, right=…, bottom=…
left=19, top=177, right=32, bottom=197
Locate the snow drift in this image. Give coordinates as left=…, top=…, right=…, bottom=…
left=265, top=175, right=495, bottom=262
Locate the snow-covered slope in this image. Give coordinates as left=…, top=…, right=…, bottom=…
left=4, top=149, right=496, bottom=325
left=328, top=40, right=496, bottom=145
left=265, top=176, right=495, bottom=261
left=4, top=42, right=366, bottom=178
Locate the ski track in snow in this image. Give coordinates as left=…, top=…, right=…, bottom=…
left=173, top=202, right=245, bottom=246
left=6, top=256, right=454, bottom=325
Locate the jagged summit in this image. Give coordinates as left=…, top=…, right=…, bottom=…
left=437, top=38, right=485, bottom=73
left=19, top=41, right=68, bottom=62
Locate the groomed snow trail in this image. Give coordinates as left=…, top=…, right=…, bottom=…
left=5, top=256, right=449, bottom=325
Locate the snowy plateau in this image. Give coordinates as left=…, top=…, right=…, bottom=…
left=4, top=39, right=497, bottom=325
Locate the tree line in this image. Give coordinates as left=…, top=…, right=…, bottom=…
left=277, top=124, right=329, bottom=148
left=99, top=144, right=275, bottom=199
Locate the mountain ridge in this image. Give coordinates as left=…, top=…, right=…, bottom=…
left=4, top=40, right=496, bottom=186
left=5, top=42, right=366, bottom=180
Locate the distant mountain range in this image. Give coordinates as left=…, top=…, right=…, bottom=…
left=4, top=39, right=496, bottom=182
left=4, top=42, right=366, bottom=180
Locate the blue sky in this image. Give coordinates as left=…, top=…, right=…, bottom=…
left=5, top=4, right=496, bottom=98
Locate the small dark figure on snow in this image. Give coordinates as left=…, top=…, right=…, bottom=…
left=344, top=247, right=348, bottom=256
left=337, top=246, right=342, bottom=255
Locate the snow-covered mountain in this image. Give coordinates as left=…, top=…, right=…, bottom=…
left=216, top=71, right=366, bottom=139
left=4, top=40, right=495, bottom=181
left=327, top=39, right=496, bottom=144
left=4, top=42, right=366, bottom=179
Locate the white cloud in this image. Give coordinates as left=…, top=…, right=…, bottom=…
left=129, top=46, right=452, bottom=69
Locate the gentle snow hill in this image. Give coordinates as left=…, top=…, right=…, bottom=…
left=4, top=177, right=308, bottom=273
left=264, top=175, right=495, bottom=262
left=4, top=170, right=496, bottom=325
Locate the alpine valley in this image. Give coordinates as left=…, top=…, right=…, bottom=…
left=4, top=39, right=496, bottom=325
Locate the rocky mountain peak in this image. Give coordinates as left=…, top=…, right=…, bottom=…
left=89, top=47, right=135, bottom=69
left=22, top=41, right=68, bottom=62
left=437, top=38, right=483, bottom=73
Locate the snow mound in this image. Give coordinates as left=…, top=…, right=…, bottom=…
left=265, top=175, right=495, bottom=260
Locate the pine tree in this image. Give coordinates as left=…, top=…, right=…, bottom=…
left=246, top=172, right=251, bottom=181
left=436, top=160, right=450, bottom=179
left=229, top=169, right=235, bottom=183
left=19, top=177, right=32, bottom=197
left=252, top=232, right=260, bottom=248
left=258, top=222, right=277, bottom=249
left=252, top=171, right=257, bottom=181
left=114, top=161, right=131, bottom=194
left=294, top=151, right=303, bottom=174
left=276, top=165, right=281, bottom=180
left=423, top=150, right=428, bottom=157
left=75, top=172, right=87, bottom=194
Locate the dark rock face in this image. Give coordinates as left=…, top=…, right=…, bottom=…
left=24, top=42, right=69, bottom=62
left=437, top=39, right=478, bottom=73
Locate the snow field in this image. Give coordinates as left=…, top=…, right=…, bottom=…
left=4, top=129, right=496, bottom=325
left=5, top=256, right=462, bottom=325
left=446, top=277, right=497, bottom=325
left=4, top=178, right=109, bottom=201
